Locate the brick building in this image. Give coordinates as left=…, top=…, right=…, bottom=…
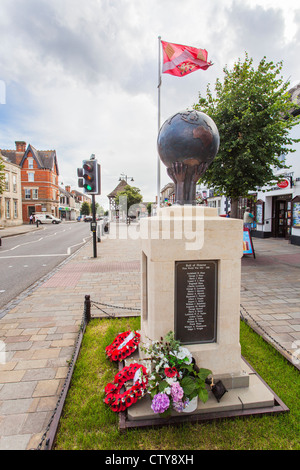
left=1, top=141, right=60, bottom=223
left=70, top=189, right=92, bottom=216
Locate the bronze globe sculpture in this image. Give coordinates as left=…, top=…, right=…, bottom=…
left=157, top=110, right=219, bottom=204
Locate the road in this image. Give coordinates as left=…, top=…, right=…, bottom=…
left=0, top=222, right=92, bottom=310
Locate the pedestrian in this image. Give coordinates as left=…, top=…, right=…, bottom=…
left=29, top=214, right=33, bottom=224
left=243, top=207, right=254, bottom=230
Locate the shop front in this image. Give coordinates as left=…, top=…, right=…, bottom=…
left=253, top=175, right=300, bottom=245
left=59, top=206, right=76, bottom=221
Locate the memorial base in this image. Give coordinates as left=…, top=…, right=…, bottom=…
left=119, top=356, right=289, bottom=431
left=128, top=206, right=289, bottom=431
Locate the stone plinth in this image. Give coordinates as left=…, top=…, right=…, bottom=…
left=140, top=206, right=245, bottom=379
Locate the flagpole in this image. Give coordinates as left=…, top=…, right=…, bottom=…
left=157, top=35, right=162, bottom=211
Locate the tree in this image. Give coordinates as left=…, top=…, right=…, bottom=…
left=147, top=202, right=153, bottom=216
left=193, top=53, right=300, bottom=217
left=115, top=185, right=143, bottom=214
left=80, top=201, right=90, bottom=216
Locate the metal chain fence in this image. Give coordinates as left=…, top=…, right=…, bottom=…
left=35, top=297, right=295, bottom=449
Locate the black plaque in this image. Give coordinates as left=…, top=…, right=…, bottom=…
left=175, top=260, right=217, bottom=344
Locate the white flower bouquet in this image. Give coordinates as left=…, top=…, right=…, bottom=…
left=141, top=331, right=211, bottom=416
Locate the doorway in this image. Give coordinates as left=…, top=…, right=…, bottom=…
left=272, top=196, right=292, bottom=239
left=28, top=206, right=35, bottom=217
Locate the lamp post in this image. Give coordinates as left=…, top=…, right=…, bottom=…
left=118, top=174, right=135, bottom=224
left=119, top=173, right=134, bottom=183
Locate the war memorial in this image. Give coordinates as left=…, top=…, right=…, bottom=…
left=120, top=109, right=287, bottom=425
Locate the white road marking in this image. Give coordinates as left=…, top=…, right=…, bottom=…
left=66, top=236, right=92, bottom=254
left=0, top=254, right=67, bottom=259
left=0, top=226, right=73, bottom=254
left=0, top=235, right=91, bottom=259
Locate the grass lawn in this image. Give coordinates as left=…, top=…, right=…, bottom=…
left=54, top=316, right=299, bottom=450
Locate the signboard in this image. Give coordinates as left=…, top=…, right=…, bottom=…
left=175, top=260, right=217, bottom=345
left=255, top=200, right=264, bottom=225
left=277, top=178, right=290, bottom=189
left=292, top=197, right=300, bottom=228
left=243, top=228, right=255, bottom=258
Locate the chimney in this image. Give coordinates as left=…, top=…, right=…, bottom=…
left=65, top=185, right=71, bottom=193
left=15, top=141, right=26, bottom=152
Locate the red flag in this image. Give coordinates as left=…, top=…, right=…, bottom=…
left=161, top=40, right=212, bottom=77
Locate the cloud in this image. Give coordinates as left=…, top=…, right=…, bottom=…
left=0, top=0, right=299, bottom=207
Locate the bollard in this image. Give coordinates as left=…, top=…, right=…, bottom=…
left=84, top=295, right=91, bottom=323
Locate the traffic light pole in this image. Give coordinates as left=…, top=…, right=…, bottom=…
left=92, top=194, right=97, bottom=258
left=77, top=157, right=101, bottom=259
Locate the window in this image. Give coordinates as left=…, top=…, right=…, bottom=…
left=32, top=189, right=38, bottom=199
left=12, top=174, right=17, bottom=192
left=5, top=173, right=9, bottom=191
left=28, top=158, right=34, bottom=169
left=13, top=200, right=18, bottom=218
left=25, top=189, right=31, bottom=199
left=5, top=199, right=10, bottom=218
left=28, top=172, right=34, bottom=182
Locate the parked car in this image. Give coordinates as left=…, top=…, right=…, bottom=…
left=83, top=216, right=93, bottom=222
left=34, top=213, right=61, bottom=224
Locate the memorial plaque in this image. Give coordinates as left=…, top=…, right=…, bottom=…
left=175, top=260, right=217, bottom=344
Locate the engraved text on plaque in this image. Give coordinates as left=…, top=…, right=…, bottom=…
left=175, top=260, right=217, bottom=344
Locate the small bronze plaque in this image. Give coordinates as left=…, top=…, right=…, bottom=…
left=175, top=260, right=217, bottom=344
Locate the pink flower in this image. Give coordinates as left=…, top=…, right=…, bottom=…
left=171, top=382, right=184, bottom=401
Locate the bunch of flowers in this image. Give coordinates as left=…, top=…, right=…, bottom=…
left=104, top=363, right=148, bottom=412
left=105, top=330, right=140, bottom=362
left=195, top=195, right=204, bottom=205
left=141, top=331, right=211, bottom=416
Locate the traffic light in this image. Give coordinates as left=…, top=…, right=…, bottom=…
left=77, top=159, right=101, bottom=195
left=77, top=167, right=84, bottom=188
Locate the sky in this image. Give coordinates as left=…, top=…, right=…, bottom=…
left=0, top=0, right=299, bottom=209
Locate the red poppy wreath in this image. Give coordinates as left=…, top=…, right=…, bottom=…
left=105, top=330, right=140, bottom=362
left=104, top=363, right=148, bottom=412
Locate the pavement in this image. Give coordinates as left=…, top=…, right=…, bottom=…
left=0, top=223, right=43, bottom=240
left=0, top=223, right=299, bottom=450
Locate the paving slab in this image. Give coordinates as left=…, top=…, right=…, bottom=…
left=0, top=225, right=299, bottom=449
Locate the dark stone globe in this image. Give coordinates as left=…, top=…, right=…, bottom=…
left=157, top=110, right=219, bottom=169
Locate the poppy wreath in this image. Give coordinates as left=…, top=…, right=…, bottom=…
left=104, top=363, right=148, bottom=412
left=105, top=330, right=141, bottom=362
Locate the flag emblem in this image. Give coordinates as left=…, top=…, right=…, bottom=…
left=161, top=40, right=212, bottom=77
